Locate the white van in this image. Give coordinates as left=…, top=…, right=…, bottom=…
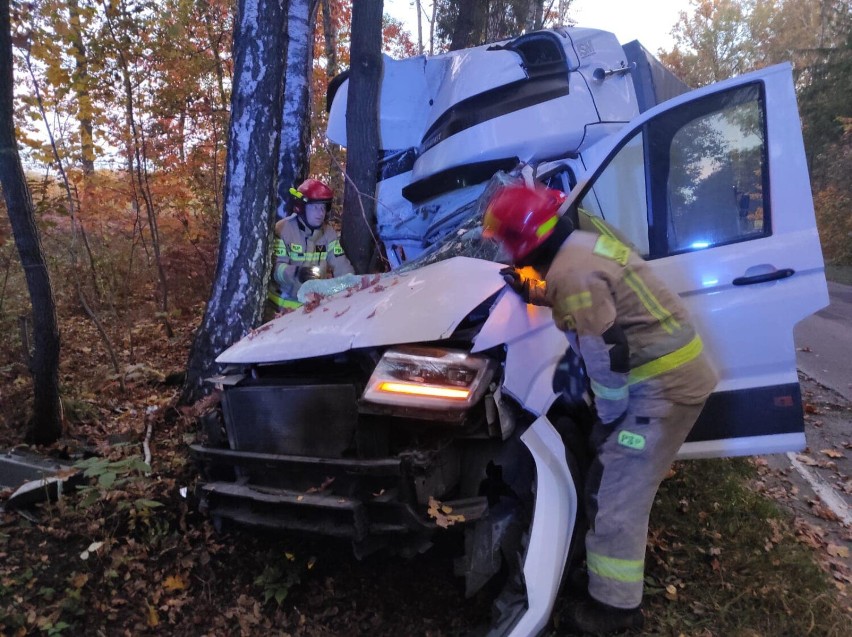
left=193, top=28, right=828, bottom=637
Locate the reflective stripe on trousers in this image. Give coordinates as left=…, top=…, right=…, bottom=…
left=585, top=399, right=705, bottom=609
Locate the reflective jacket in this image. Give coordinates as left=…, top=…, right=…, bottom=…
left=268, top=216, right=355, bottom=309
left=544, top=229, right=717, bottom=423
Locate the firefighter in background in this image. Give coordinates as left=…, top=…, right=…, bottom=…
left=483, top=184, right=717, bottom=635
left=267, top=178, right=354, bottom=317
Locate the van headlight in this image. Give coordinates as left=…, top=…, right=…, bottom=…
left=362, top=346, right=497, bottom=411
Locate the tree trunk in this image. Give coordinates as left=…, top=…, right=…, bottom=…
left=276, top=0, right=318, bottom=218
left=0, top=0, right=62, bottom=445
left=341, top=0, right=382, bottom=274
left=320, top=0, right=337, bottom=77
left=415, top=0, right=424, bottom=54
left=450, top=0, right=477, bottom=50
left=68, top=0, right=95, bottom=175
left=181, top=0, right=289, bottom=404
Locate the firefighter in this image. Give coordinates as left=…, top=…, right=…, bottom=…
left=482, top=184, right=717, bottom=635
left=267, top=178, right=354, bottom=317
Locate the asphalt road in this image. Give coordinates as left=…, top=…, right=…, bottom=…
left=776, top=280, right=852, bottom=532
left=794, top=281, right=852, bottom=402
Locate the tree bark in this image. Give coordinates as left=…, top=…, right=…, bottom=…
left=449, top=0, right=477, bottom=50
left=341, top=0, right=382, bottom=274
left=0, top=0, right=62, bottom=444
left=181, top=0, right=289, bottom=404
left=276, top=0, right=318, bottom=218
left=320, top=0, right=337, bottom=77
left=68, top=0, right=95, bottom=175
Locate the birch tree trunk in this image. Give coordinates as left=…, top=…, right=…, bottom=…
left=0, top=0, right=62, bottom=444
left=341, top=0, right=382, bottom=274
left=181, top=0, right=289, bottom=403
left=276, top=0, right=318, bottom=218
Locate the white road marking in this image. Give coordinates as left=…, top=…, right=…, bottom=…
left=787, top=452, right=852, bottom=527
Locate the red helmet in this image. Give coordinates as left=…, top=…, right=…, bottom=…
left=290, top=178, right=333, bottom=216
left=482, top=184, right=567, bottom=261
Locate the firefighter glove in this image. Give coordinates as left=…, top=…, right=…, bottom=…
left=500, top=266, right=531, bottom=303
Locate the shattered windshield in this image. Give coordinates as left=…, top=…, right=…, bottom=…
left=397, top=172, right=518, bottom=273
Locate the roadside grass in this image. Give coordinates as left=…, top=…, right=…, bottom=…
left=641, top=457, right=848, bottom=636
left=825, top=264, right=852, bottom=286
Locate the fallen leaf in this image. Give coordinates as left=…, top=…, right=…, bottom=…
left=427, top=496, right=466, bottom=529
left=665, top=584, right=678, bottom=600
left=795, top=454, right=819, bottom=466
left=811, top=503, right=840, bottom=522
left=70, top=573, right=89, bottom=589
left=80, top=541, right=104, bottom=560
left=820, top=449, right=844, bottom=459
left=827, top=544, right=850, bottom=559
left=163, top=575, right=186, bottom=591
left=147, top=604, right=159, bottom=627
left=306, top=477, right=335, bottom=494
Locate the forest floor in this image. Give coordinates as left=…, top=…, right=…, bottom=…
left=0, top=245, right=850, bottom=636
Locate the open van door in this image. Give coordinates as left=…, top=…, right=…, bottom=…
left=572, top=63, right=829, bottom=459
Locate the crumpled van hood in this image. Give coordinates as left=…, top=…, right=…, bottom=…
left=217, top=257, right=505, bottom=365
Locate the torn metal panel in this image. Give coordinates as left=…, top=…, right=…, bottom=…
left=1, top=450, right=79, bottom=509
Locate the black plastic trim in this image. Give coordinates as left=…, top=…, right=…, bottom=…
left=732, top=268, right=794, bottom=286
left=686, top=382, right=803, bottom=443
left=401, top=157, right=520, bottom=203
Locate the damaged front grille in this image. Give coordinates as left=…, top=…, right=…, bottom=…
left=222, top=383, right=358, bottom=458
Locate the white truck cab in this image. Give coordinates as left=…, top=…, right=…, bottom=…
left=197, top=28, right=828, bottom=637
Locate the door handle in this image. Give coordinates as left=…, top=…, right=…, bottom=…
left=732, top=268, right=795, bottom=286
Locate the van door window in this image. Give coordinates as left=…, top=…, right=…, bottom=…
left=579, top=133, right=650, bottom=256
left=578, top=84, right=768, bottom=260
left=655, top=88, right=768, bottom=254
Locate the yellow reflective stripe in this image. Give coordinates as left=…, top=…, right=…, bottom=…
left=629, top=335, right=703, bottom=385
left=267, top=291, right=301, bottom=309
left=593, top=235, right=631, bottom=266
left=329, top=239, right=345, bottom=256
left=587, top=552, right=644, bottom=583
left=623, top=268, right=681, bottom=335
left=290, top=243, right=304, bottom=253
left=535, top=215, right=558, bottom=238
left=590, top=379, right=629, bottom=401
left=586, top=214, right=618, bottom=241
left=273, top=239, right=287, bottom=257
left=563, top=291, right=593, bottom=313
left=288, top=252, right=324, bottom=263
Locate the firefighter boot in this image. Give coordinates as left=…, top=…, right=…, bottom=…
left=564, top=596, right=644, bottom=635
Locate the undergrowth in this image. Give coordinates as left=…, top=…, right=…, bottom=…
left=639, top=457, right=847, bottom=636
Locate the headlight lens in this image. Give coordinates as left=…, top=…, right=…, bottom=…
left=362, top=346, right=497, bottom=410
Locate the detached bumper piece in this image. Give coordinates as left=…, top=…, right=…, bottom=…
left=191, top=445, right=487, bottom=544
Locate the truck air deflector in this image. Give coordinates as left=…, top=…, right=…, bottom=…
left=419, top=74, right=571, bottom=155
